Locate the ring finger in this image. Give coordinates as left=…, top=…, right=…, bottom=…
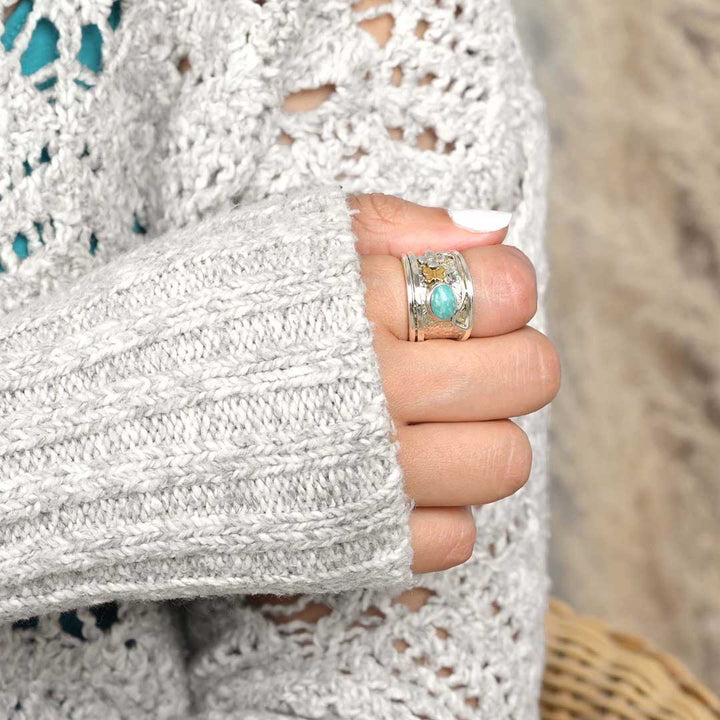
left=396, top=420, right=532, bottom=506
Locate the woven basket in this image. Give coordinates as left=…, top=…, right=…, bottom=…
left=542, top=599, right=720, bottom=720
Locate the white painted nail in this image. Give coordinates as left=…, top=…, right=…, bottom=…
left=448, top=208, right=513, bottom=233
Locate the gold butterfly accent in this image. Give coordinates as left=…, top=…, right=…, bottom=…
left=422, top=265, right=446, bottom=282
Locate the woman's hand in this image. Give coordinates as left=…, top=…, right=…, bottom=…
left=350, top=193, right=561, bottom=574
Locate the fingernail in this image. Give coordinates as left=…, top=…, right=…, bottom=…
left=448, top=208, right=513, bottom=233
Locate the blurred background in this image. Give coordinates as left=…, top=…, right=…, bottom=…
left=514, top=0, right=720, bottom=692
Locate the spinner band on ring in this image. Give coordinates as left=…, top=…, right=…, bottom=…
left=401, top=250, right=474, bottom=342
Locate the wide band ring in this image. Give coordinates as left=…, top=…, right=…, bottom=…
left=401, top=250, right=474, bottom=342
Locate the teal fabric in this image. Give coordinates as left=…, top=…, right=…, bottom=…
left=1, top=0, right=120, bottom=69
left=0, top=0, right=31, bottom=52
left=12, top=234, right=29, bottom=259
left=22, top=16, right=59, bottom=75
left=1, top=1, right=131, bottom=271
left=78, top=23, right=103, bottom=73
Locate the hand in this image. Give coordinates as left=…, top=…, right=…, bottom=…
left=350, top=193, right=561, bottom=574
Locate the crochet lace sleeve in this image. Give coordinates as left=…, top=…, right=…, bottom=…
left=0, top=183, right=414, bottom=622
left=184, top=0, right=551, bottom=714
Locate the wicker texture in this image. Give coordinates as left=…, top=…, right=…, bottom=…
left=543, top=600, right=720, bottom=720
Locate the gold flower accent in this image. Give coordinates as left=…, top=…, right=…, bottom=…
left=422, top=265, right=446, bottom=282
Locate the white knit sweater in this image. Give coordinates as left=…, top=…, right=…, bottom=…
left=0, top=1, right=550, bottom=718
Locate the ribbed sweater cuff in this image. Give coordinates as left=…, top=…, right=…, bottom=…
left=0, top=184, right=414, bottom=622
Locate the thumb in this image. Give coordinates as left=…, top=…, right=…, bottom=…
left=347, top=193, right=511, bottom=257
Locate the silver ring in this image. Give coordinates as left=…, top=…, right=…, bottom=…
left=401, top=250, right=473, bottom=341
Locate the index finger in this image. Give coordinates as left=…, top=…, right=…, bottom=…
left=348, top=193, right=511, bottom=256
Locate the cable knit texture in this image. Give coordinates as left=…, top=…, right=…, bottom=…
left=0, top=0, right=550, bottom=718
left=0, top=185, right=414, bottom=621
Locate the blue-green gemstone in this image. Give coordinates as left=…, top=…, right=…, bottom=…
left=429, top=283, right=457, bottom=319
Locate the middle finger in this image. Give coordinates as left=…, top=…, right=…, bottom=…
left=379, top=325, right=560, bottom=424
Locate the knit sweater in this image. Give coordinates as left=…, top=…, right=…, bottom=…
left=0, top=1, right=550, bottom=719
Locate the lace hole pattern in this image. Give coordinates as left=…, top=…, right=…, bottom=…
left=0, top=1, right=548, bottom=717
left=0, top=0, right=146, bottom=282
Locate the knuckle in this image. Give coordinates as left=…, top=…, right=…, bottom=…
left=454, top=352, right=481, bottom=395
left=366, top=192, right=407, bottom=228
left=498, top=246, right=537, bottom=320
left=442, top=512, right=476, bottom=568
left=503, top=421, right=533, bottom=494
left=360, top=255, right=393, bottom=297
left=527, top=330, right=562, bottom=403
left=352, top=193, right=408, bottom=246
left=359, top=255, right=379, bottom=288
left=361, top=255, right=408, bottom=339
left=374, top=336, right=405, bottom=412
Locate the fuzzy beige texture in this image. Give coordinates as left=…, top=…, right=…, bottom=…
left=514, top=0, right=720, bottom=691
